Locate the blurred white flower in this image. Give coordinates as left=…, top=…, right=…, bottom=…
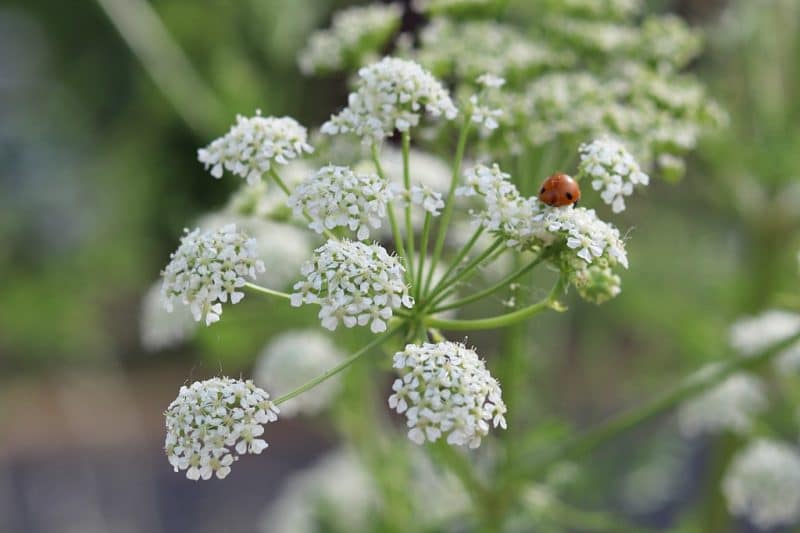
left=291, top=240, right=413, bottom=333
left=253, top=330, right=345, bottom=417
left=288, top=164, right=397, bottom=240
left=161, top=224, right=265, bottom=326
left=677, top=370, right=767, bottom=437
left=723, top=439, right=800, bottom=529
left=198, top=112, right=313, bottom=185
left=577, top=137, right=649, bottom=213
left=389, top=341, right=507, bottom=448
left=322, top=57, right=458, bottom=142
left=298, top=3, right=403, bottom=75
left=140, top=282, right=197, bottom=351
left=165, top=377, right=278, bottom=481
left=730, top=310, right=800, bottom=356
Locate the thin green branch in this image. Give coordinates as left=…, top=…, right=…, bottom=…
left=423, top=238, right=504, bottom=310
left=372, top=144, right=410, bottom=278
left=415, top=212, right=433, bottom=301
left=402, top=132, right=415, bottom=283
left=244, top=282, right=292, bottom=301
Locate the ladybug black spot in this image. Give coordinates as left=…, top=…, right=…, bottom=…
left=565, top=192, right=573, bottom=200
left=540, top=187, right=545, bottom=194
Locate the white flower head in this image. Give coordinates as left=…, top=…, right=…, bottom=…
left=677, top=370, right=768, bottom=437
left=288, top=164, right=397, bottom=240
left=298, top=3, right=403, bottom=75
left=388, top=341, right=507, bottom=448
left=723, top=439, right=800, bottom=529
left=164, top=377, right=279, bottom=481
left=322, top=57, right=458, bottom=143
left=410, top=184, right=445, bottom=216
left=140, top=282, right=197, bottom=351
left=254, top=330, right=345, bottom=417
left=198, top=112, right=313, bottom=185
left=161, top=224, right=265, bottom=326
left=577, top=137, right=649, bottom=213
left=291, top=240, right=413, bottom=333
left=730, top=310, right=800, bottom=357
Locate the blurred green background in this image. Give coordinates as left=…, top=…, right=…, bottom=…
left=1, top=0, right=798, bottom=532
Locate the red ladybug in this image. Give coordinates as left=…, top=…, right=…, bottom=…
left=538, top=173, right=581, bottom=207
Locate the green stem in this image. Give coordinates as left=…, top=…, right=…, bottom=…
left=424, top=274, right=565, bottom=331
left=415, top=212, right=433, bottom=301
left=424, top=238, right=504, bottom=309
left=274, top=325, right=401, bottom=405
left=425, top=117, right=471, bottom=294
left=372, top=144, right=410, bottom=277
left=431, top=252, right=547, bottom=313
left=244, top=282, right=292, bottom=301
left=425, top=225, right=485, bottom=296
left=402, top=132, right=415, bottom=283
left=517, top=329, right=800, bottom=479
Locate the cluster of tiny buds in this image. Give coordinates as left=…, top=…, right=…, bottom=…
left=161, top=224, right=265, bottom=326
left=291, top=240, right=413, bottom=333
left=197, top=111, right=313, bottom=186
left=164, top=377, right=279, bottom=481
left=388, top=341, right=507, bottom=448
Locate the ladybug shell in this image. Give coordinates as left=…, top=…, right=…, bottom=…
left=538, top=173, right=581, bottom=207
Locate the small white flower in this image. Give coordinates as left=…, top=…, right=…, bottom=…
left=322, top=57, right=458, bottom=143
left=469, top=94, right=504, bottom=133
left=677, top=370, right=768, bottom=437
left=198, top=112, right=313, bottom=185
left=723, top=439, right=800, bottom=529
left=410, top=184, right=445, bottom=216
left=477, top=73, right=506, bottom=88
left=388, top=341, right=507, bottom=448
left=291, top=240, right=413, bottom=333
left=577, top=137, right=649, bottom=213
left=164, top=377, right=279, bottom=481
left=161, top=224, right=265, bottom=326
left=288, top=164, right=397, bottom=240
left=254, top=330, right=345, bottom=417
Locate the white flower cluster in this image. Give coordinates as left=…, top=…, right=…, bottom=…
left=140, top=283, right=197, bottom=351
left=577, top=137, right=649, bottom=213
left=254, top=330, right=345, bottom=417
left=164, top=377, right=279, bottom=481
left=161, top=224, right=265, bottom=326
left=198, top=112, right=313, bottom=185
left=321, top=57, right=458, bottom=142
left=410, top=184, right=445, bottom=216
left=291, top=240, right=413, bottom=333
left=730, top=310, right=800, bottom=356
left=469, top=74, right=505, bottom=134
left=288, top=164, right=397, bottom=240
left=388, top=342, right=507, bottom=448
left=723, top=439, right=800, bottom=529
left=677, top=370, right=767, bottom=437
left=298, top=3, right=403, bottom=75
left=457, top=163, right=628, bottom=303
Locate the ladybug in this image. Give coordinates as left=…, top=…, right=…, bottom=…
left=538, top=173, right=581, bottom=207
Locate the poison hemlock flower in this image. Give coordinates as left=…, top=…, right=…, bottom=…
left=577, top=137, right=649, bottom=213
left=388, top=341, right=507, bottom=448
left=161, top=224, right=265, bottom=326
left=410, top=184, right=445, bottom=216
left=677, top=370, right=767, bottom=437
left=197, top=112, right=313, bottom=185
left=298, top=3, right=403, bottom=75
left=288, top=164, right=397, bottom=240
left=254, top=330, right=345, bottom=417
left=164, top=377, right=279, bottom=481
left=321, top=57, right=458, bottom=143
left=291, top=240, right=413, bottom=333
left=723, top=439, right=800, bottom=529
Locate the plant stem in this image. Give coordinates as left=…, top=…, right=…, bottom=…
left=274, top=325, right=401, bottom=405
left=431, top=252, right=547, bottom=313
left=415, top=212, right=433, bottom=301
left=517, top=329, right=800, bottom=479
left=424, top=238, right=504, bottom=309
left=244, top=282, right=292, bottom=300
left=402, top=131, right=415, bottom=283
left=424, top=117, right=471, bottom=294
left=424, top=273, right=565, bottom=331
left=371, top=144, right=411, bottom=277
left=425, top=225, right=484, bottom=296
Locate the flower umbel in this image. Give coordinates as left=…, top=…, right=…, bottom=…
left=198, top=112, right=313, bottom=185
left=321, top=57, right=458, bottom=142
left=164, top=377, right=279, bottom=481
left=577, top=137, right=649, bottom=213
left=388, top=341, right=507, bottom=448
left=161, top=224, right=265, bottom=326
left=288, top=164, right=397, bottom=240
left=291, top=240, right=413, bottom=333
